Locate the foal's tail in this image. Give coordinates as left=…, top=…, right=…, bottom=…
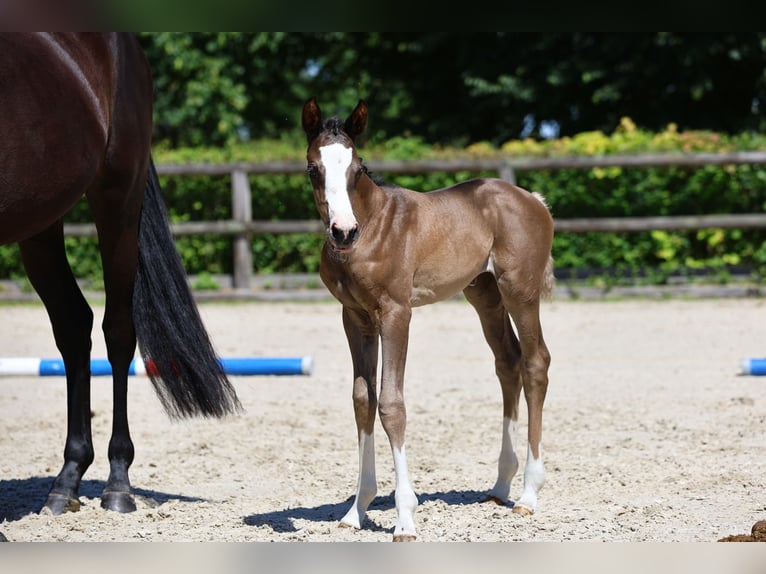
left=532, top=192, right=556, bottom=301
left=132, top=157, right=242, bottom=419
left=541, top=255, right=555, bottom=300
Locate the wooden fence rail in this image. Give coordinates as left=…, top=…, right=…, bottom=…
left=63, top=151, right=766, bottom=289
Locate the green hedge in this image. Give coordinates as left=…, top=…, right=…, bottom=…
left=2, top=120, right=765, bottom=286
left=502, top=120, right=766, bottom=284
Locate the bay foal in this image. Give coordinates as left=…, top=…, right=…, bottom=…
left=302, top=98, right=554, bottom=541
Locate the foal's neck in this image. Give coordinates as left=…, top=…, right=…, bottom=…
left=352, top=173, right=389, bottom=218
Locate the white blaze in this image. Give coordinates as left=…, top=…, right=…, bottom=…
left=319, top=142, right=357, bottom=232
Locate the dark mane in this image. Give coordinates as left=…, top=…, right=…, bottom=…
left=359, top=159, right=387, bottom=186
left=322, top=116, right=347, bottom=138
left=370, top=170, right=389, bottom=187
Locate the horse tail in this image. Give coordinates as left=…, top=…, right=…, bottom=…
left=132, top=157, right=242, bottom=419
left=531, top=192, right=556, bottom=300
left=541, top=254, right=555, bottom=300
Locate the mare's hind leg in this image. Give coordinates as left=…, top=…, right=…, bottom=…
left=20, top=221, right=95, bottom=515
left=463, top=273, right=523, bottom=507
left=87, top=185, right=142, bottom=513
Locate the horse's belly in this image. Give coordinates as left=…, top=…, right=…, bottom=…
left=410, top=262, right=486, bottom=307
left=409, top=231, right=492, bottom=306
left=410, top=284, right=461, bottom=306
left=0, top=171, right=95, bottom=245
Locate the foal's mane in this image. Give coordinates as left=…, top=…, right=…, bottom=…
left=322, top=116, right=347, bottom=138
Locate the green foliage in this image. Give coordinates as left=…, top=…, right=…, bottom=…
left=0, top=243, right=22, bottom=280
left=191, top=272, right=220, bottom=291
left=502, top=121, right=766, bottom=283
left=1, top=122, right=765, bottom=286
left=137, top=33, right=249, bottom=147
left=134, top=33, right=766, bottom=148
left=5, top=33, right=766, bottom=288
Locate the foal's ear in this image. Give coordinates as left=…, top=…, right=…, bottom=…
left=302, top=97, right=322, bottom=143
left=344, top=99, right=368, bottom=142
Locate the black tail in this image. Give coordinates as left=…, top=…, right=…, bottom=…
left=133, top=157, right=241, bottom=419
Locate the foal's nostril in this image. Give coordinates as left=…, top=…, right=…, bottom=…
left=330, top=223, right=344, bottom=242
left=330, top=223, right=359, bottom=246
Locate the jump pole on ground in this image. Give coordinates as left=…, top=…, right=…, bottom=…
left=741, top=358, right=766, bottom=376
left=0, top=357, right=313, bottom=377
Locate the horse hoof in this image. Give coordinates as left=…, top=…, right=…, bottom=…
left=484, top=495, right=508, bottom=506
left=44, top=493, right=80, bottom=515
left=392, top=534, right=417, bottom=542
left=511, top=504, right=534, bottom=517
left=101, top=491, right=137, bottom=513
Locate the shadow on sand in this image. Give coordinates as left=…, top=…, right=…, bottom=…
left=0, top=476, right=205, bottom=523
left=244, top=488, right=501, bottom=534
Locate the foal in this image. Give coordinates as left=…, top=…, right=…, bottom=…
left=302, top=98, right=554, bottom=541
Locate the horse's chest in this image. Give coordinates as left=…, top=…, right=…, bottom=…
left=321, top=259, right=383, bottom=309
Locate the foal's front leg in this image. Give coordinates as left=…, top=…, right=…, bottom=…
left=339, top=307, right=380, bottom=530
left=378, top=302, right=418, bottom=541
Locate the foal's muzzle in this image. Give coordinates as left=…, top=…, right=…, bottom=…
left=329, top=222, right=359, bottom=251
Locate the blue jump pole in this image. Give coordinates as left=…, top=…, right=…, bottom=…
left=0, top=357, right=313, bottom=377
left=741, top=358, right=766, bottom=376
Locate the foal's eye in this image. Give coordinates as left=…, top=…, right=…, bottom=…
left=306, top=164, right=320, bottom=178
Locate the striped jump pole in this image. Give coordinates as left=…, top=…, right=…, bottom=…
left=0, top=356, right=313, bottom=377
left=741, top=358, right=766, bottom=376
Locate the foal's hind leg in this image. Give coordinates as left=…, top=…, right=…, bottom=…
left=463, top=274, right=523, bottom=507
left=20, top=221, right=95, bottom=515
left=87, top=186, right=142, bottom=513
left=497, top=280, right=551, bottom=516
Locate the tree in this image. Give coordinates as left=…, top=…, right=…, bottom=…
left=137, top=33, right=766, bottom=148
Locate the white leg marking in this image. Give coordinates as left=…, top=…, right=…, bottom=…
left=341, top=431, right=377, bottom=529
left=319, top=143, right=357, bottom=232
left=515, top=441, right=545, bottom=513
left=392, top=445, right=418, bottom=539
left=488, top=416, right=519, bottom=503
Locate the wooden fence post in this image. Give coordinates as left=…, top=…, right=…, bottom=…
left=498, top=164, right=516, bottom=185
left=231, top=170, right=253, bottom=289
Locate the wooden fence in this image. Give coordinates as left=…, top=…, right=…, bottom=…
left=63, top=151, right=766, bottom=289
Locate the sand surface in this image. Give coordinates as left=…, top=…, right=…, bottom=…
left=1, top=297, right=765, bottom=542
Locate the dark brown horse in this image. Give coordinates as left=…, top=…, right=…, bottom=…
left=0, top=33, right=240, bottom=526
left=302, top=98, right=554, bottom=541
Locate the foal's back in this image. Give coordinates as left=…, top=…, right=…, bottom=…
left=383, top=177, right=553, bottom=306
left=413, top=177, right=551, bottom=231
